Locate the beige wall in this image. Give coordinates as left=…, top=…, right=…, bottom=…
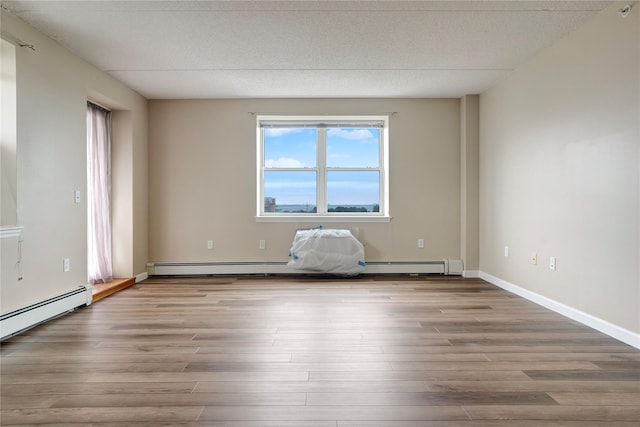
left=479, top=2, right=639, bottom=333
left=149, top=98, right=461, bottom=264
left=0, top=12, right=148, bottom=313
left=460, top=95, right=480, bottom=272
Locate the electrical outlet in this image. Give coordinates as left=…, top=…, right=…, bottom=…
left=417, top=239, right=424, bottom=249
left=259, top=240, right=266, bottom=249
left=549, top=256, right=557, bottom=271
left=207, top=240, right=213, bottom=249
left=531, top=252, right=537, bottom=265
left=504, top=246, right=509, bottom=257
left=63, top=258, right=70, bottom=272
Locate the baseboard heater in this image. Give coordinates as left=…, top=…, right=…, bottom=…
left=0, top=286, right=90, bottom=341
left=149, top=259, right=463, bottom=276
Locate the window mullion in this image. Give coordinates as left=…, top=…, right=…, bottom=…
left=317, top=128, right=327, bottom=214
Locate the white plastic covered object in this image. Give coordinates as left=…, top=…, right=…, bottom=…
left=287, top=228, right=366, bottom=276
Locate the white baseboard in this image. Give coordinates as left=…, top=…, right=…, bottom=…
left=463, top=270, right=480, bottom=278
left=152, top=262, right=289, bottom=276
left=365, top=261, right=446, bottom=275
left=149, top=261, right=459, bottom=276
left=83, top=283, right=93, bottom=306
left=480, top=271, right=640, bottom=350
left=135, top=272, right=149, bottom=283
left=1, top=286, right=88, bottom=340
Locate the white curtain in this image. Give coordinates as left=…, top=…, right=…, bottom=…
left=87, top=102, right=112, bottom=284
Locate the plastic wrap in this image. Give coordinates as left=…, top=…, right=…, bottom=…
left=287, top=228, right=366, bottom=276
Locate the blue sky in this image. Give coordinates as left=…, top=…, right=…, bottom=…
left=264, top=128, right=380, bottom=205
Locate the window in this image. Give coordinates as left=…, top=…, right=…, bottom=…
left=257, top=115, right=389, bottom=221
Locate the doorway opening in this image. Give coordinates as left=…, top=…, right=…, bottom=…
left=86, top=101, right=112, bottom=285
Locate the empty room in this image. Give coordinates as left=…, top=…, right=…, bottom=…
left=0, top=0, right=638, bottom=425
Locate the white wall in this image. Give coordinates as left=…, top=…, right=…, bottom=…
left=0, top=12, right=148, bottom=314
left=149, top=98, right=462, bottom=265
left=1, top=39, right=17, bottom=227
left=479, top=2, right=639, bottom=335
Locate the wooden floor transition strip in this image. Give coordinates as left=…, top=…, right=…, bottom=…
left=91, top=277, right=136, bottom=303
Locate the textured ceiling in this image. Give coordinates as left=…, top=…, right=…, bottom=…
left=2, top=1, right=612, bottom=99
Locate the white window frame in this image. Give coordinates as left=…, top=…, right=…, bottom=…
left=256, top=115, right=390, bottom=222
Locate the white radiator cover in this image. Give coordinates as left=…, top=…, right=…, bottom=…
left=0, top=285, right=90, bottom=340
left=149, top=259, right=463, bottom=276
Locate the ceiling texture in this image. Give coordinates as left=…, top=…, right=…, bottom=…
left=2, top=0, right=612, bottom=99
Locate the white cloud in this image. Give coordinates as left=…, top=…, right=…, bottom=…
left=328, top=153, right=352, bottom=159
left=265, top=157, right=306, bottom=168
left=265, top=128, right=303, bottom=137
left=327, top=128, right=375, bottom=141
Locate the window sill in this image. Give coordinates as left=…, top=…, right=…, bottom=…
left=0, top=225, right=23, bottom=239
left=256, top=215, right=391, bottom=223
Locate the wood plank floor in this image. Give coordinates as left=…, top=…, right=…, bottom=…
left=1, top=275, right=639, bottom=426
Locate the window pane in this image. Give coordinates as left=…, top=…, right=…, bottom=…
left=264, top=128, right=316, bottom=168
left=326, top=128, right=379, bottom=168
left=327, top=171, right=380, bottom=213
left=264, top=171, right=317, bottom=213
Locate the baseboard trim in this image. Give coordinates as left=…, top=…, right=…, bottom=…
left=463, top=270, right=480, bottom=278
left=149, top=261, right=459, bottom=276
left=135, top=272, right=149, bottom=283
left=479, top=271, right=640, bottom=350
left=1, top=286, right=88, bottom=340
left=152, top=262, right=290, bottom=276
